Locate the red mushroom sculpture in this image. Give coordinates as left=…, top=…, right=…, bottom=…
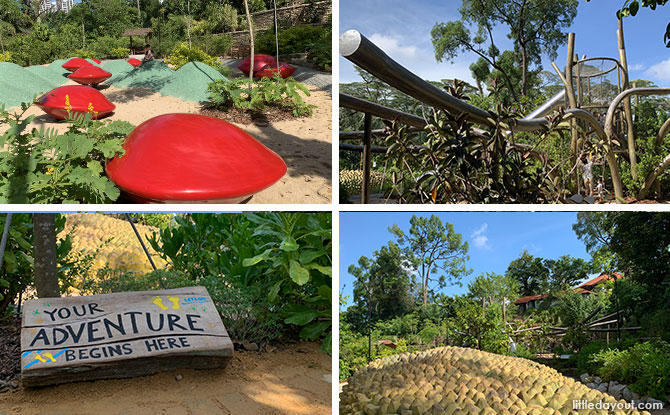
left=34, top=85, right=116, bottom=120
left=62, top=58, right=93, bottom=72
left=127, top=58, right=142, bottom=67
left=68, top=66, right=113, bottom=86
left=254, top=62, right=297, bottom=79
left=105, top=114, right=287, bottom=203
left=237, top=54, right=277, bottom=76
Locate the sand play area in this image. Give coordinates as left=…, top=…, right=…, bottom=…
left=0, top=341, right=331, bottom=415
left=0, top=59, right=332, bottom=204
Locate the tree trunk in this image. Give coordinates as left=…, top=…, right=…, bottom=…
left=520, top=46, right=527, bottom=97
left=33, top=213, right=60, bottom=298
left=187, top=0, right=192, bottom=48
left=136, top=0, right=141, bottom=24
left=243, top=0, right=254, bottom=85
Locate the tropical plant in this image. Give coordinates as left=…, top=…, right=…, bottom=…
left=207, top=76, right=315, bottom=116
left=164, top=42, right=220, bottom=69
left=0, top=104, right=133, bottom=203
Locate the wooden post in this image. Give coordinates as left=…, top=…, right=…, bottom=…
left=576, top=54, right=583, bottom=108
left=618, top=18, right=637, bottom=178
left=564, top=34, right=580, bottom=192
left=362, top=112, right=372, bottom=204
left=20, top=286, right=233, bottom=387
left=33, top=213, right=60, bottom=299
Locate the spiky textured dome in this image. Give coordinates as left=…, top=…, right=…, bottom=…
left=340, top=346, right=649, bottom=415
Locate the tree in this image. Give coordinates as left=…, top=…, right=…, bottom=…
left=469, top=57, right=490, bottom=96
left=572, top=212, right=617, bottom=271
left=609, top=212, right=670, bottom=287
left=348, top=242, right=416, bottom=326
left=505, top=250, right=550, bottom=296
left=468, top=271, right=519, bottom=323
left=33, top=213, right=59, bottom=298
left=389, top=215, right=470, bottom=305
left=431, top=0, right=578, bottom=100
left=545, top=255, right=592, bottom=290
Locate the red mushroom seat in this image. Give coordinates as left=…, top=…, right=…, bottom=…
left=68, top=66, right=113, bottom=85
left=91, top=58, right=102, bottom=64
left=255, top=62, right=297, bottom=79
left=128, top=58, right=142, bottom=67
left=62, top=58, right=93, bottom=72
left=34, top=85, right=116, bottom=120
left=237, top=54, right=277, bottom=76
left=105, top=114, right=287, bottom=203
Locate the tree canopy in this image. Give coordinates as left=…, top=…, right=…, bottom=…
left=431, top=0, right=578, bottom=102
left=389, top=215, right=471, bottom=305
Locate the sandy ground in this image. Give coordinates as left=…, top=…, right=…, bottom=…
left=0, top=342, right=331, bottom=415
left=2, top=80, right=332, bottom=204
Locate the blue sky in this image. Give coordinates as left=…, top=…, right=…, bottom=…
left=339, top=0, right=670, bottom=87
left=339, top=212, right=591, bottom=309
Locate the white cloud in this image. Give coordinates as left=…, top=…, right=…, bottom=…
left=629, top=63, right=645, bottom=72
left=471, top=223, right=491, bottom=249
left=645, top=58, right=670, bottom=81
left=368, top=33, right=419, bottom=61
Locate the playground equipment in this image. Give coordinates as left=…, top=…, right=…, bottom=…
left=61, top=58, right=93, bottom=72
left=339, top=22, right=670, bottom=203
left=34, top=85, right=115, bottom=120
left=105, top=113, right=287, bottom=203
left=68, top=66, right=113, bottom=86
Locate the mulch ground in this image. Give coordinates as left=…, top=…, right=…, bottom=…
left=0, top=316, right=21, bottom=393
left=200, top=106, right=296, bottom=125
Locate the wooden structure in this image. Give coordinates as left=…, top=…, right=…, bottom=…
left=121, top=28, right=153, bottom=54
left=20, top=286, right=233, bottom=387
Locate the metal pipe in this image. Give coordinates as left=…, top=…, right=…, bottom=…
left=340, top=30, right=550, bottom=132
left=125, top=213, right=157, bottom=271
left=524, top=90, right=566, bottom=120
left=340, top=93, right=427, bottom=128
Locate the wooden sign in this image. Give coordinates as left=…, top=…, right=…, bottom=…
left=20, top=286, right=233, bottom=387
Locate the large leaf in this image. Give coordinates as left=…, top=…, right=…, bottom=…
left=284, top=306, right=319, bottom=325
left=242, top=249, right=272, bottom=266
left=289, top=260, right=310, bottom=285
left=299, top=321, right=330, bottom=341
left=279, top=236, right=299, bottom=251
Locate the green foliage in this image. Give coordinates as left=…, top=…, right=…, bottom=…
left=0, top=51, right=11, bottom=62
left=202, top=2, right=238, bottom=33
left=207, top=77, right=315, bottom=117
left=164, top=42, right=220, bottom=69
left=0, top=104, right=133, bottom=203
left=89, top=268, right=283, bottom=344
left=467, top=272, right=519, bottom=309
left=347, top=242, right=416, bottom=333
left=590, top=341, right=670, bottom=400
left=551, top=290, right=610, bottom=351
left=389, top=214, right=470, bottom=305
left=129, top=213, right=175, bottom=229
left=0, top=213, right=75, bottom=316
left=255, top=25, right=332, bottom=71
left=506, top=250, right=550, bottom=297
left=111, top=47, right=131, bottom=58
left=195, top=33, right=233, bottom=57
left=147, top=213, right=332, bottom=352
left=605, top=0, right=670, bottom=46
left=431, top=0, right=578, bottom=102
left=451, top=302, right=508, bottom=354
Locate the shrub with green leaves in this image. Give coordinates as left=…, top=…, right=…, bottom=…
left=147, top=213, right=332, bottom=352
left=110, top=47, right=130, bottom=59
left=590, top=340, right=670, bottom=400
left=0, top=104, right=133, bottom=203
left=0, top=52, right=12, bottom=63
left=207, top=77, right=315, bottom=117
left=165, top=42, right=220, bottom=70
left=255, top=25, right=332, bottom=71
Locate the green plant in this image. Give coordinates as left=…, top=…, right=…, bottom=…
left=110, top=47, right=130, bottom=59
left=147, top=213, right=332, bottom=352
left=0, top=51, right=11, bottom=62
left=164, top=42, right=219, bottom=69
left=207, top=77, right=315, bottom=117
left=74, top=49, right=97, bottom=59
left=0, top=104, right=133, bottom=203
left=0, top=213, right=75, bottom=316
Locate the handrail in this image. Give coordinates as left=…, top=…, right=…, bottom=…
left=340, top=93, right=427, bottom=128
